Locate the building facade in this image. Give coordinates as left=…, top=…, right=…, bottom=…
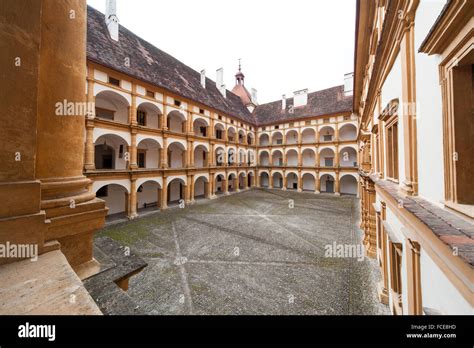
left=354, top=0, right=473, bottom=315
left=84, top=4, right=356, bottom=221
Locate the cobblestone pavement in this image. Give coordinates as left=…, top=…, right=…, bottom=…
left=97, top=189, right=389, bottom=315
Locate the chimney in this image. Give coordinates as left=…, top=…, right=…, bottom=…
left=344, top=72, right=354, bottom=96
left=251, top=88, right=258, bottom=105
left=216, top=68, right=226, bottom=97
left=282, top=94, right=286, bottom=110
left=294, top=89, right=308, bottom=108
left=105, top=0, right=119, bottom=41
left=200, top=69, right=206, bottom=88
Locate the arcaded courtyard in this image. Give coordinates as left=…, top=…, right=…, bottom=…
left=95, top=189, right=388, bottom=315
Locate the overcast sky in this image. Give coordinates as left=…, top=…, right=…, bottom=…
left=87, top=0, right=356, bottom=104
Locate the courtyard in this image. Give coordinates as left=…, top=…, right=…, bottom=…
left=96, top=189, right=388, bottom=315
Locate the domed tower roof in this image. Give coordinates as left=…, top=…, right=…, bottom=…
left=231, top=59, right=253, bottom=106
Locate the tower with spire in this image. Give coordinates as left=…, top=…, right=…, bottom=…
left=231, top=59, right=257, bottom=112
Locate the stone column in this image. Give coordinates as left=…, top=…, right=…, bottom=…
left=84, top=120, right=95, bottom=170
left=128, top=179, right=138, bottom=219
left=269, top=172, right=274, bottom=188
left=0, top=0, right=108, bottom=272
left=282, top=173, right=287, bottom=191
left=256, top=174, right=260, bottom=187
left=187, top=175, right=194, bottom=204
left=188, top=141, right=194, bottom=167
left=400, top=18, right=418, bottom=196
left=209, top=173, right=215, bottom=198
left=183, top=149, right=188, bottom=168
left=161, top=104, right=168, bottom=130
left=366, top=178, right=377, bottom=258
left=129, top=130, right=138, bottom=169
left=234, top=177, right=239, bottom=192
left=316, top=148, right=320, bottom=168
left=335, top=145, right=340, bottom=168
left=161, top=177, right=168, bottom=210
left=297, top=172, right=303, bottom=192
left=210, top=144, right=215, bottom=166
left=315, top=173, right=320, bottom=194
left=223, top=179, right=229, bottom=195
left=335, top=171, right=340, bottom=196
left=129, top=92, right=137, bottom=126
left=161, top=137, right=168, bottom=169
left=297, top=148, right=302, bottom=167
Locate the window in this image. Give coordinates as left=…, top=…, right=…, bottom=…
left=216, top=129, right=223, bottom=139
left=231, top=120, right=234, bottom=124
left=323, top=118, right=330, bottom=123
left=146, top=90, right=154, bottom=98
left=380, top=99, right=399, bottom=181
left=262, top=126, right=266, bottom=131
left=199, top=108, right=204, bottom=114
left=137, top=109, right=146, bottom=126
left=275, top=125, right=279, bottom=129
left=200, top=126, right=207, bottom=137
left=138, top=150, right=146, bottom=168
left=389, top=241, right=403, bottom=315
left=218, top=115, right=222, bottom=120
left=323, top=134, right=333, bottom=142
left=344, top=115, right=350, bottom=121
left=240, top=123, right=243, bottom=127
left=386, top=119, right=399, bottom=181
left=325, top=158, right=334, bottom=167
left=305, top=120, right=311, bottom=126
left=174, top=99, right=181, bottom=107
left=95, top=107, right=114, bottom=121
left=443, top=58, right=473, bottom=207
left=290, top=122, right=294, bottom=127
left=407, top=240, right=422, bottom=315
left=96, top=186, right=108, bottom=198
left=108, top=77, right=120, bottom=87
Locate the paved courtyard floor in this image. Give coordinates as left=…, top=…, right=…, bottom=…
left=97, top=188, right=389, bottom=315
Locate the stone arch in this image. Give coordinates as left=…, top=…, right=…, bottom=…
left=167, top=110, right=186, bottom=133
left=136, top=101, right=162, bottom=129
left=94, top=134, right=129, bottom=170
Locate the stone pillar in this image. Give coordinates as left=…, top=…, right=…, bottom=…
left=269, top=172, right=274, bottom=188
left=128, top=179, right=138, bottom=219
left=187, top=175, right=194, bottom=204
left=157, top=188, right=162, bottom=208
left=282, top=172, right=287, bottom=190
left=297, top=148, right=302, bottom=167
left=161, top=177, right=168, bottom=210
left=161, top=137, right=168, bottom=169
left=400, top=19, right=418, bottom=196
left=234, top=177, right=239, bottom=192
left=243, top=175, right=248, bottom=189
left=316, top=148, right=320, bottom=168
left=297, top=131, right=302, bottom=144
left=183, top=149, right=188, bottom=168
left=283, top=151, right=287, bottom=167
left=315, top=174, right=320, bottom=194
left=366, top=178, right=377, bottom=258
left=129, top=130, right=138, bottom=169
left=84, top=120, right=95, bottom=170
left=223, top=179, right=229, bottom=195
left=335, top=125, right=339, bottom=142
left=0, top=0, right=107, bottom=271
left=209, top=173, right=216, bottom=198
left=161, top=104, right=168, bottom=130
left=335, top=145, right=340, bottom=168
left=188, top=141, right=194, bottom=167
left=129, top=92, right=137, bottom=126
left=335, top=171, right=340, bottom=196
left=256, top=174, right=260, bottom=187
left=297, top=172, right=303, bottom=192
